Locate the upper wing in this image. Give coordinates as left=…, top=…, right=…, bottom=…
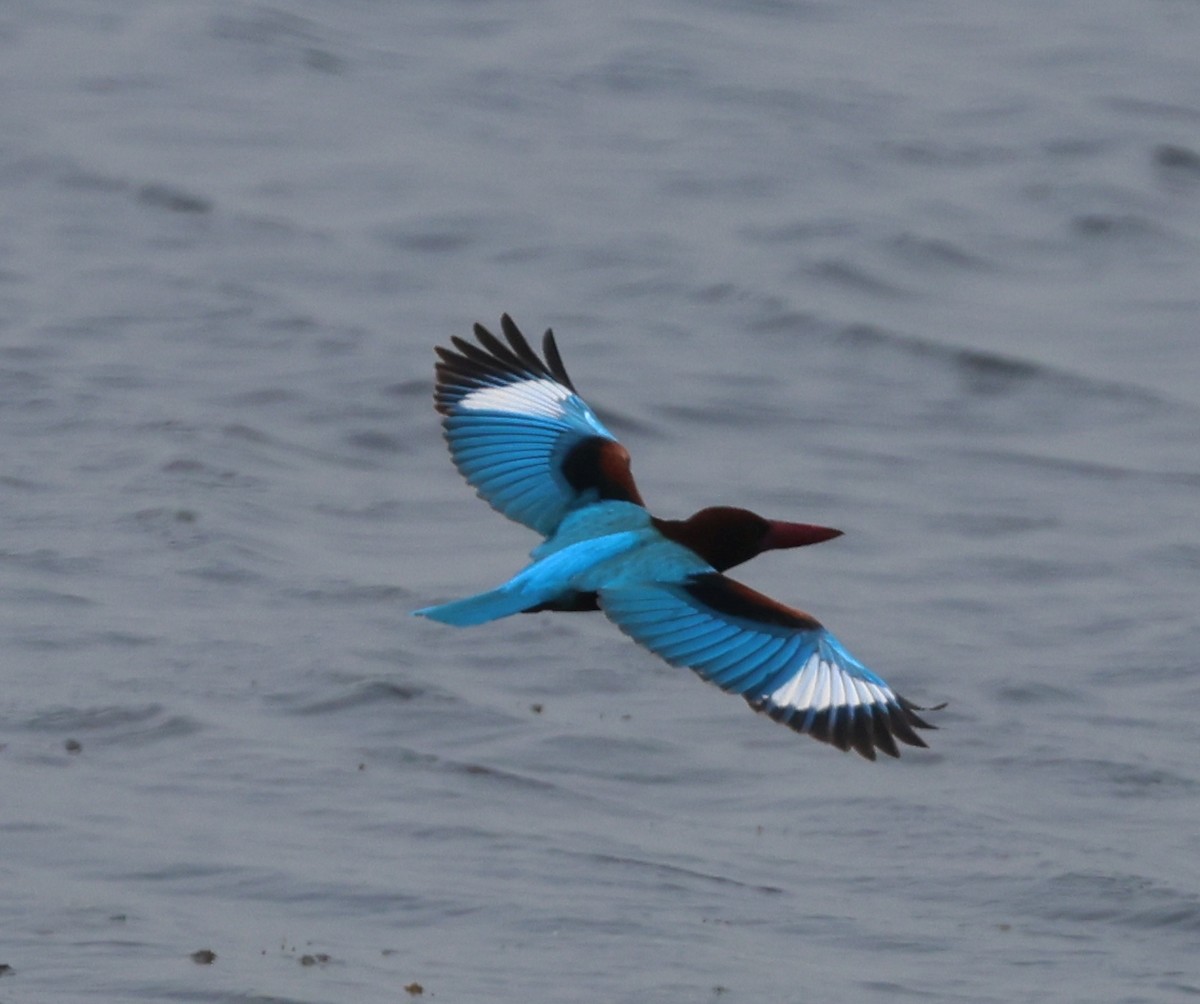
left=598, top=573, right=936, bottom=760
left=434, top=315, right=645, bottom=538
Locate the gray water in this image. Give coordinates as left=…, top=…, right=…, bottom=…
left=3, top=2, right=1199, bottom=1001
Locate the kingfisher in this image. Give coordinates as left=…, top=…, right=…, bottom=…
left=414, top=316, right=940, bottom=760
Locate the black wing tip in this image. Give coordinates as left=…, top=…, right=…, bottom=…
left=434, top=315, right=577, bottom=404
left=756, top=694, right=943, bottom=761
left=895, top=694, right=947, bottom=733
left=540, top=326, right=576, bottom=391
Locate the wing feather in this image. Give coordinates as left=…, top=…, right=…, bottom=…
left=599, top=573, right=936, bottom=760
left=434, top=316, right=645, bottom=536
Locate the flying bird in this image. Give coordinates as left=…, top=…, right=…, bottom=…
left=414, top=315, right=939, bottom=760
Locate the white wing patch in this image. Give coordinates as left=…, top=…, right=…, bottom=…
left=459, top=378, right=572, bottom=419
left=766, top=653, right=897, bottom=715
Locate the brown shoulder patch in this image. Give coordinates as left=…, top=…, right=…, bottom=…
left=682, top=574, right=822, bottom=631
left=562, top=438, right=646, bottom=506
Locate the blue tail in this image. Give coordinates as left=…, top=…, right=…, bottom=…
left=413, top=583, right=544, bottom=627
left=414, top=524, right=648, bottom=627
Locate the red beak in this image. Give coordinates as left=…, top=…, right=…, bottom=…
left=762, top=520, right=843, bottom=550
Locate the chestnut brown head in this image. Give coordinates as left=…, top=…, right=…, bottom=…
left=654, top=506, right=842, bottom=572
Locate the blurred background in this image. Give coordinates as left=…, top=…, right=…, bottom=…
left=2, top=2, right=1198, bottom=1001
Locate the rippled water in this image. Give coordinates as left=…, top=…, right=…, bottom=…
left=3, top=2, right=1199, bottom=1001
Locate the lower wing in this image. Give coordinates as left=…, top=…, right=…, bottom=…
left=598, top=573, right=938, bottom=760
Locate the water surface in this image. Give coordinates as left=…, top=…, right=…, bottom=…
left=2, top=2, right=1199, bottom=1001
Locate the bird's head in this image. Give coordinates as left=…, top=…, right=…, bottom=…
left=656, top=506, right=842, bottom=572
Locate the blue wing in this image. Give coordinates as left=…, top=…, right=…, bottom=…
left=435, top=315, right=645, bottom=537
left=598, top=573, right=935, bottom=760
